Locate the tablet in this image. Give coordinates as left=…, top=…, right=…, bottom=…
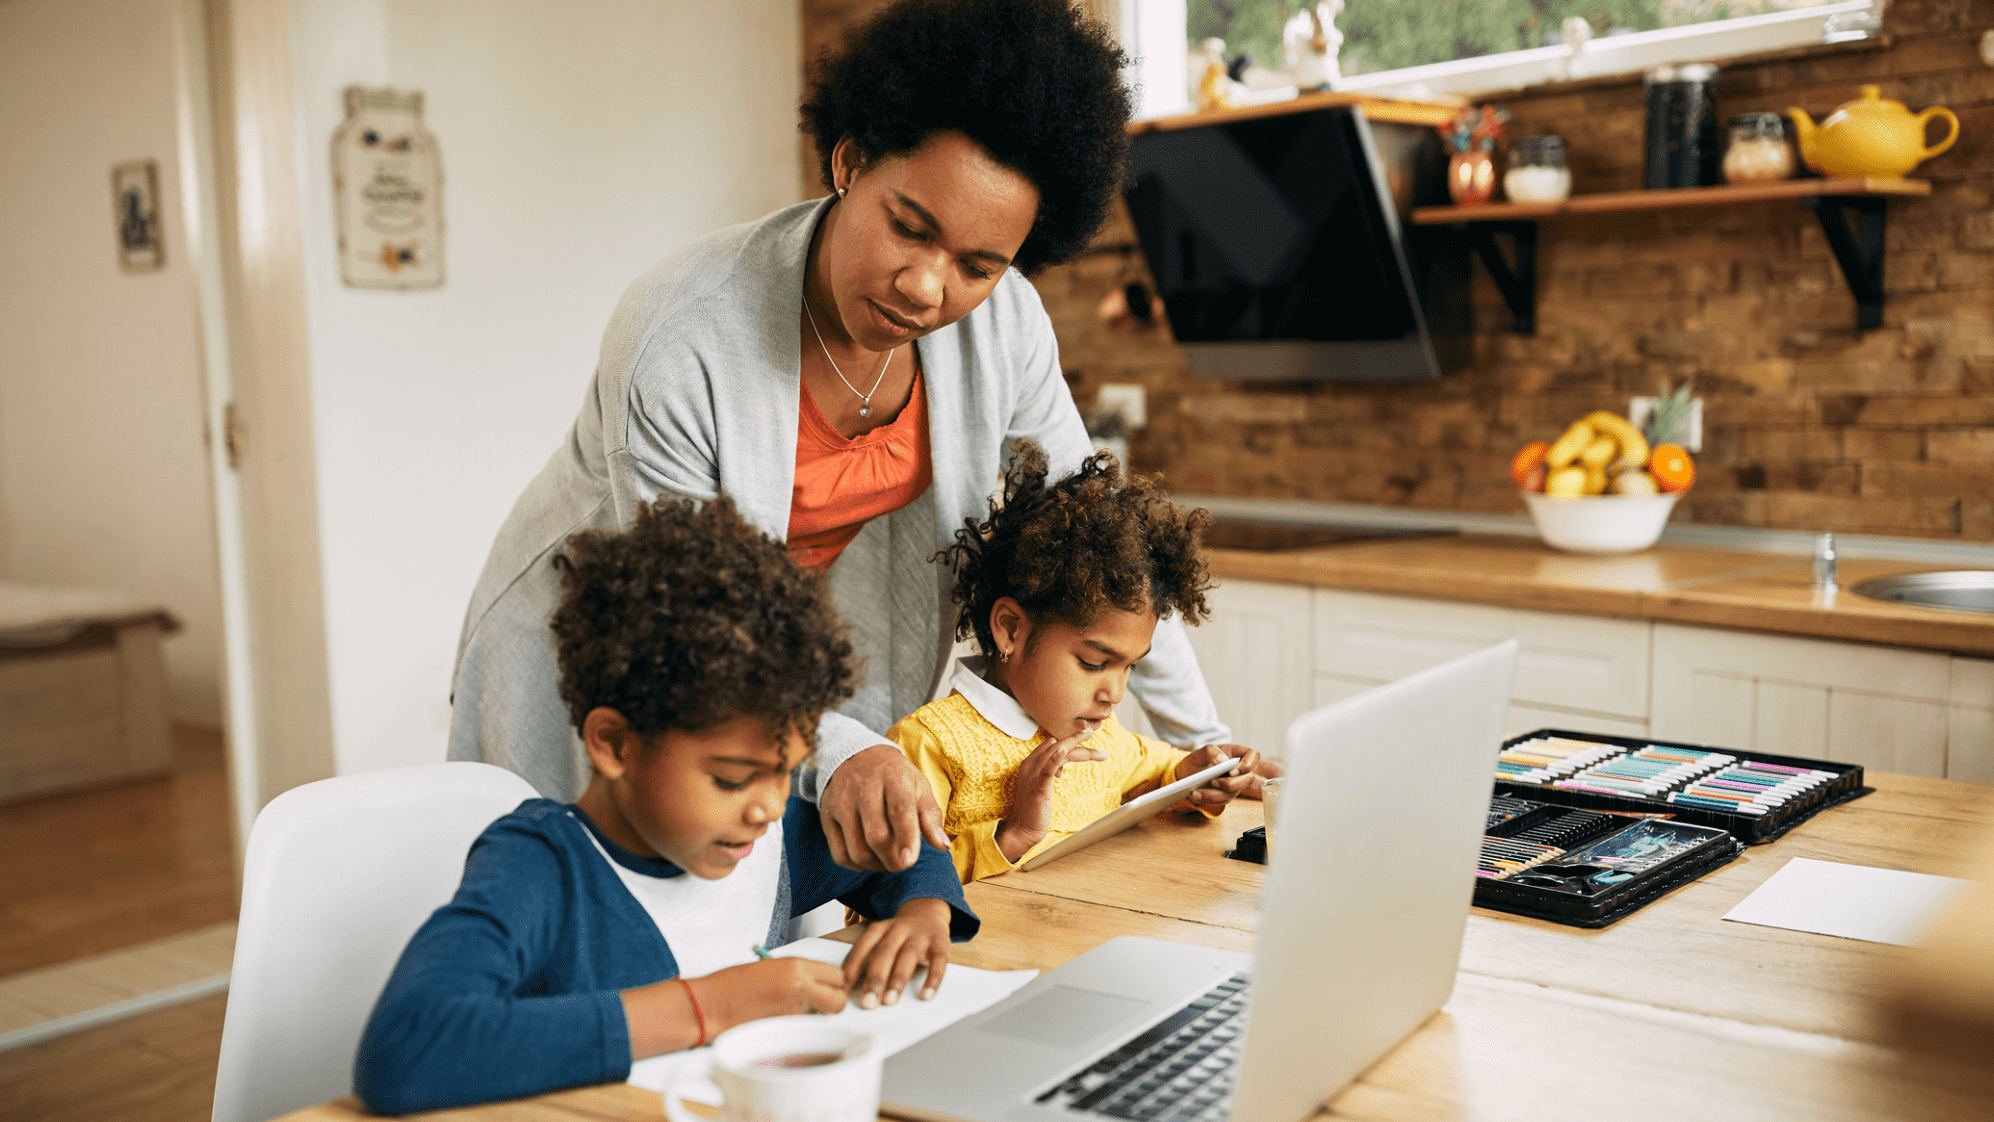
left=1016, top=754, right=1243, bottom=872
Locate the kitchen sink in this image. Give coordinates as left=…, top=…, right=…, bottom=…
left=1203, top=520, right=1457, bottom=552
left=1851, top=571, right=1994, bottom=614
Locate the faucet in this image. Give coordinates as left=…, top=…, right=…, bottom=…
left=1812, top=533, right=1838, bottom=592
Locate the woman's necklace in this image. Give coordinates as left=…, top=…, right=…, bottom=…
left=803, top=298, right=895, bottom=418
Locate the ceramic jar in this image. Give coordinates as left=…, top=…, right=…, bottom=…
left=1449, top=150, right=1497, bottom=205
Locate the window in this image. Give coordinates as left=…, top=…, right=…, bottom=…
left=1128, top=0, right=1880, bottom=116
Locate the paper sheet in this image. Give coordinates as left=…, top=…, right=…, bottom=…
left=629, top=937, right=1037, bottom=1104
left=1720, top=856, right=1969, bottom=946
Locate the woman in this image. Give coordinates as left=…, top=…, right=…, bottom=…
left=450, top=0, right=1248, bottom=873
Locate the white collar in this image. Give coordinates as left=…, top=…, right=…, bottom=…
left=949, top=655, right=1043, bottom=741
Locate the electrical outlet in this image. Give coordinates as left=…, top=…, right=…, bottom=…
left=1096, top=383, right=1147, bottom=431
left=1628, top=395, right=1702, bottom=452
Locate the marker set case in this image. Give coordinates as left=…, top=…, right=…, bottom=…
left=1471, top=796, right=1741, bottom=926
left=1493, top=728, right=1872, bottom=843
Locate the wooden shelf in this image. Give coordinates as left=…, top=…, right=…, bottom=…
left=1411, top=177, right=1931, bottom=224
left=1130, top=89, right=1465, bottom=135
left=1410, top=178, right=1931, bottom=333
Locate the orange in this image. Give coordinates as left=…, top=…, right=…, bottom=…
left=1649, top=443, right=1695, bottom=492
left=1511, top=441, right=1548, bottom=487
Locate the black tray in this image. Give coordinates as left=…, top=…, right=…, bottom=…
left=1495, top=728, right=1872, bottom=844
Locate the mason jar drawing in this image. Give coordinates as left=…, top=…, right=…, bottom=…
left=332, top=86, right=443, bottom=289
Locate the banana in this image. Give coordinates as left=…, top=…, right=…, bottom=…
left=1545, top=421, right=1595, bottom=469
left=1578, top=435, right=1618, bottom=469
left=1584, top=411, right=1650, bottom=472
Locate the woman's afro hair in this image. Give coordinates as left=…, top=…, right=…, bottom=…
left=799, top=0, right=1131, bottom=274
left=549, top=494, right=855, bottom=751
left=935, top=441, right=1213, bottom=658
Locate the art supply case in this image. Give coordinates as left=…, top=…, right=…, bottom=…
left=1470, top=799, right=1741, bottom=926
left=1494, top=728, right=1872, bottom=843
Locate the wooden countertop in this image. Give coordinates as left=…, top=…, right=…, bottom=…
left=1207, top=534, right=1994, bottom=657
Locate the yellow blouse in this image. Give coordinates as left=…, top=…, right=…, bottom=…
left=888, top=690, right=1198, bottom=884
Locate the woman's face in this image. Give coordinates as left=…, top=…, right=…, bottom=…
left=815, top=131, right=1040, bottom=352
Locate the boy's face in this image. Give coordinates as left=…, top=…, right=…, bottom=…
left=994, top=602, right=1158, bottom=739
left=591, top=712, right=806, bottom=880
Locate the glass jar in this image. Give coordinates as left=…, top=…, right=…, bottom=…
left=1722, top=112, right=1795, bottom=183
left=1644, top=63, right=1721, bottom=188
left=1504, top=135, right=1571, bottom=204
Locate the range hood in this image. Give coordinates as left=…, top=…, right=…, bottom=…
left=1125, top=106, right=1470, bottom=382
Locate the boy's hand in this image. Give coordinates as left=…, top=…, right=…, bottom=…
left=995, top=726, right=1106, bottom=861
left=1171, top=743, right=1260, bottom=812
left=843, top=898, right=953, bottom=1009
left=704, top=957, right=849, bottom=1025
left=622, top=958, right=845, bottom=1059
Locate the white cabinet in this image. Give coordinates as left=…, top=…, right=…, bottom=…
left=1949, top=658, right=1994, bottom=784
left=1182, top=579, right=1314, bottom=758
left=1191, top=579, right=1984, bottom=782
left=1312, top=588, right=1652, bottom=739
left=1651, top=623, right=1957, bottom=779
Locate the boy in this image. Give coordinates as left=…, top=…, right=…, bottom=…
left=355, top=496, right=974, bottom=1115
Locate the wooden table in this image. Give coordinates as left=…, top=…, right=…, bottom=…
left=280, top=774, right=1994, bottom=1121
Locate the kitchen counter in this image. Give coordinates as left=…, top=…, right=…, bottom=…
left=1207, top=534, right=1994, bottom=657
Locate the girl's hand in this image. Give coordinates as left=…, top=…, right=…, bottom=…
left=995, top=726, right=1106, bottom=860
left=842, top=897, right=953, bottom=1009
left=1171, top=743, right=1260, bottom=812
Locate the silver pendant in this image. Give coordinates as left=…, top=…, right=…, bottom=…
left=859, top=401, right=873, bottom=418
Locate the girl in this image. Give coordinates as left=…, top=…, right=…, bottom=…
left=889, top=443, right=1263, bottom=883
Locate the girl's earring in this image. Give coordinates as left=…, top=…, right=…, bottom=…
left=1000, top=649, right=1011, bottom=664
left=837, top=185, right=847, bottom=198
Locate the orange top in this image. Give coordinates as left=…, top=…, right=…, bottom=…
left=786, top=373, right=933, bottom=572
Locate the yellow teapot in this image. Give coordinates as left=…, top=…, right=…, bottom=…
left=1787, top=85, right=1959, bottom=178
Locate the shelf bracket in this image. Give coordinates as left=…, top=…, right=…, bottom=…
left=1459, top=221, right=1537, bottom=335
left=1810, top=195, right=1888, bottom=331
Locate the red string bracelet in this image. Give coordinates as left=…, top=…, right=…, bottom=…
left=676, top=976, right=707, bottom=1047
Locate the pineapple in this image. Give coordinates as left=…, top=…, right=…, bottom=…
left=1643, top=381, right=1696, bottom=449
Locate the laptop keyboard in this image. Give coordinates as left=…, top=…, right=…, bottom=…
left=1033, top=973, right=1250, bottom=1122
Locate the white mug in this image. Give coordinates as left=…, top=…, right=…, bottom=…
left=663, top=1016, right=879, bottom=1122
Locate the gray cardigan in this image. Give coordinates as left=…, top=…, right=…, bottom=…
left=448, top=198, right=1228, bottom=802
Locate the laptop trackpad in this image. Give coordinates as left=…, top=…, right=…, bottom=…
left=978, top=986, right=1150, bottom=1048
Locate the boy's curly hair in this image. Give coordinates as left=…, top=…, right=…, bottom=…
left=798, top=0, right=1131, bottom=274
left=936, top=442, right=1213, bottom=659
left=550, top=495, right=855, bottom=753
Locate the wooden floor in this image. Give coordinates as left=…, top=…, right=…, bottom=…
left=0, top=724, right=237, bottom=976
left=0, top=990, right=224, bottom=1122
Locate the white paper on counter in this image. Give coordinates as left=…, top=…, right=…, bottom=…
left=629, top=937, right=1038, bottom=1104
left=1720, top=856, right=1968, bottom=946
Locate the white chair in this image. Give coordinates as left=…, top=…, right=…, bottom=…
left=211, top=761, right=538, bottom=1122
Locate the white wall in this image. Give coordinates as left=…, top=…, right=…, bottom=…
left=280, top=0, right=804, bottom=776
left=0, top=0, right=226, bottom=724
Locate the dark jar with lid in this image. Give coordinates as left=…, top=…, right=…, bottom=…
left=1722, top=112, right=1795, bottom=183
left=1644, top=63, right=1720, bottom=188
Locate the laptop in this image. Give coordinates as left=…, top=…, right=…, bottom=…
left=882, top=640, right=1518, bottom=1122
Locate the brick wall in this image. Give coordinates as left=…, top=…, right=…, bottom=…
left=803, top=0, right=1994, bottom=542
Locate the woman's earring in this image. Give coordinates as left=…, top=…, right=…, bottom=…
left=837, top=185, right=847, bottom=198
left=1000, top=649, right=1010, bottom=664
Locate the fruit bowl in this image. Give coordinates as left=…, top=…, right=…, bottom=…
left=1522, top=491, right=1681, bottom=555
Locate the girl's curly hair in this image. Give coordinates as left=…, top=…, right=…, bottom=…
left=798, top=0, right=1131, bottom=274
left=550, top=494, right=855, bottom=753
left=936, top=441, right=1213, bottom=658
